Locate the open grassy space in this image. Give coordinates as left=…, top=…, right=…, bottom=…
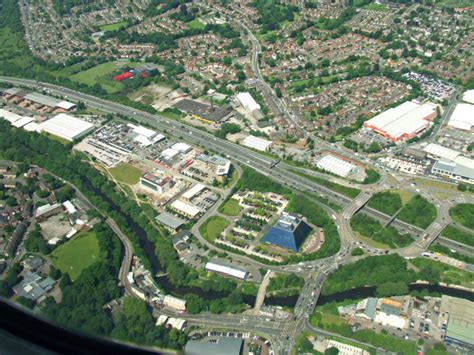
left=187, top=18, right=205, bottom=30
left=391, top=189, right=413, bottom=205
left=367, top=191, right=402, bottom=216
left=219, top=198, right=242, bottom=216
left=441, top=224, right=474, bottom=247
left=449, top=203, right=474, bottom=230
left=100, top=21, right=128, bottom=32
left=354, top=232, right=391, bottom=249
left=364, top=3, right=389, bottom=10
left=70, top=61, right=138, bottom=94
left=50, top=231, right=100, bottom=281
left=109, top=163, right=142, bottom=185
left=199, top=216, right=229, bottom=242
left=295, top=172, right=360, bottom=199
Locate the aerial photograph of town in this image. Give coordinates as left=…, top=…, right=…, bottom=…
left=0, top=0, right=472, bottom=354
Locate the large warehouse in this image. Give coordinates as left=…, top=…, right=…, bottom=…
left=447, top=103, right=474, bottom=131
left=242, top=135, right=272, bottom=151
left=236, top=92, right=261, bottom=113
left=440, top=296, right=474, bottom=350
left=364, top=101, right=437, bottom=141
left=316, top=155, right=358, bottom=178
left=40, top=114, right=95, bottom=141
left=205, top=259, right=248, bottom=280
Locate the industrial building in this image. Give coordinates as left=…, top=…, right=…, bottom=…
left=155, top=212, right=185, bottom=231
left=316, top=155, right=358, bottom=178
left=262, top=212, right=312, bottom=252
left=447, top=103, right=474, bottom=131
left=440, top=296, right=474, bottom=350
left=185, top=338, right=244, bottom=355
left=128, top=124, right=165, bottom=147
left=236, top=92, right=263, bottom=119
left=242, top=135, right=272, bottom=151
left=166, top=318, right=187, bottom=331
left=0, top=109, right=24, bottom=123
left=196, top=154, right=232, bottom=181
left=324, top=340, right=369, bottom=355
left=40, top=114, right=95, bottom=141
left=3, top=87, right=76, bottom=111
left=205, top=259, right=248, bottom=280
left=182, top=184, right=206, bottom=201
left=364, top=101, right=437, bottom=141
left=171, top=142, right=192, bottom=154
left=163, top=295, right=186, bottom=311
left=12, top=272, right=55, bottom=301
left=174, top=99, right=233, bottom=124
left=424, top=143, right=460, bottom=161
left=463, top=90, right=474, bottom=104
left=34, top=203, right=63, bottom=221
left=12, top=116, right=34, bottom=129
left=170, top=199, right=201, bottom=219
left=140, top=173, right=172, bottom=194
left=431, top=156, right=474, bottom=183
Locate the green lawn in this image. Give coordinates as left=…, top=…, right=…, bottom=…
left=441, top=224, right=474, bottom=247
left=367, top=191, right=402, bottom=216
left=100, top=21, right=128, bottom=32
left=109, top=163, right=142, bottom=184
left=219, top=199, right=242, bottom=216
left=410, top=258, right=474, bottom=288
left=187, top=18, right=205, bottom=30
left=449, top=203, right=474, bottom=230
left=199, top=216, right=229, bottom=241
left=50, top=231, right=100, bottom=281
left=364, top=3, right=389, bottom=11
left=70, top=61, right=135, bottom=94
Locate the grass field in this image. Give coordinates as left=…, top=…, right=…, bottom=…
left=109, top=163, right=142, bottom=184
left=441, top=224, right=474, bottom=247
left=391, top=189, right=413, bottom=205
left=364, top=3, right=389, bottom=10
left=70, top=61, right=134, bottom=94
left=410, top=258, right=474, bottom=288
left=354, top=232, right=390, bottom=249
left=187, top=18, right=205, bottom=30
left=449, top=203, right=474, bottom=230
left=219, top=199, right=242, bottom=216
left=50, top=231, right=100, bottom=281
left=199, top=216, right=229, bottom=241
left=100, top=21, right=127, bottom=32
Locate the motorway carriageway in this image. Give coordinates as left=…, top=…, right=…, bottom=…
left=0, top=77, right=425, bottom=237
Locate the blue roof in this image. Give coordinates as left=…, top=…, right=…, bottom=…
left=262, top=213, right=312, bottom=252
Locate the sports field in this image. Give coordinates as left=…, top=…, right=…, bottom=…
left=100, top=21, right=127, bottom=32
left=109, top=163, right=142, bottom=184
left=50, top=231, right=100, bottom=281
left=70, top=61, right=133, bottom=94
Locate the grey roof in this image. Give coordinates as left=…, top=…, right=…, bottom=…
left=13, top=272, right=55, bottom=301
left=24, top=92, right=62, bottom=107
left=453, top=164, right=474, bottom=180
left=174, top=99, right=233, bottom=122
left=197, top=154, right=230, bottom=166
left=364, top=297, right=378, bottom=320
left=185, top=338, right=243, bottom=355
left=23, top=257, right=44, bottom=270
left=173, top=230, right=192, bottom=244
left=4, top=87, right=23, bottom=96
left=432, top=159, right=455, bottom=173
left=155, top=212, right=185, bottom=230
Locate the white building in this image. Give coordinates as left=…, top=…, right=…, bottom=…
left=40, top=113, right=95, bottom=141
left=462, top=90, right=474, bottom=104
left=129, top=124, right=165, bottom=147
left=242, top=135, right=272, bottom=151
left=364, top=101, right=437, bottom=141
left=12, top=117, right=34, bottom=128
left=423, top=143, right=460, bottom=161
left=205, top=260, right=248, bottom=280
left=166, top=317, right=187, bottom=331
left=160, top=148, right=179, bottom=161
left=170, top=200, right=201, bottom=219
left=236, top=92, right=261, bottom=113
left=140, top=173, right=172, bottom=194
left=182, top=183, right=206, bottom=201
left=0, top=109, right=23, bottom=123
left=171, top=142, right=192, bottom=154
left=163, top=295, right=186, bottom=311
left=447, top=103, right=474, bottom=131
left=316, top=155, right=358, bottom=178
left=155, top=315, right=168, bottom=327
left=325, top=340, right=369, bottom=355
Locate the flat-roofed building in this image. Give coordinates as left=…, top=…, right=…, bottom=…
left=40, top=114, right=95, bottom=141
left=440, top=295, right=474, bottom=350
left=182, top=183, right=206, bottom=201
left=205, top=259, right=248, bottom=280
left=325, top=339, right=369, bottom=355
left=171, top=142, right=192, bottom=154
left=185, top=338, right=244, bottom=355
left=242, top=135, right=272, bottom=151
left=34, top=203, right=63, bottom=221
left=380, top=298, right=403, bottom=316
left=166, top=318, right=187, bottom=331
left=12, top=116, right=34, bottom=128
left=174, top=99, right=233, bottom=124
left=364, top=101, right=437, bottom=141
left=155, top=212, right=185, bottom=231
left=163, top=295, right=186, bottom=311
left=140, top=173, right=172, bottom=194
left=447, top=103, right=474, bottom=131
left=424, top=143, right=461, bottom=161
left=316, top=155, right=358, bottom=178
left=170, top=200, right=201, bottom=219
left=0, top=109, right=23, bottom=123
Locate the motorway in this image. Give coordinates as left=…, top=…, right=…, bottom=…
left=1, top=76, right=472, bottom=353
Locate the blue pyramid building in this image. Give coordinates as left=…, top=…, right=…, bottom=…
left=262, top=212, right=312, bottom=252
